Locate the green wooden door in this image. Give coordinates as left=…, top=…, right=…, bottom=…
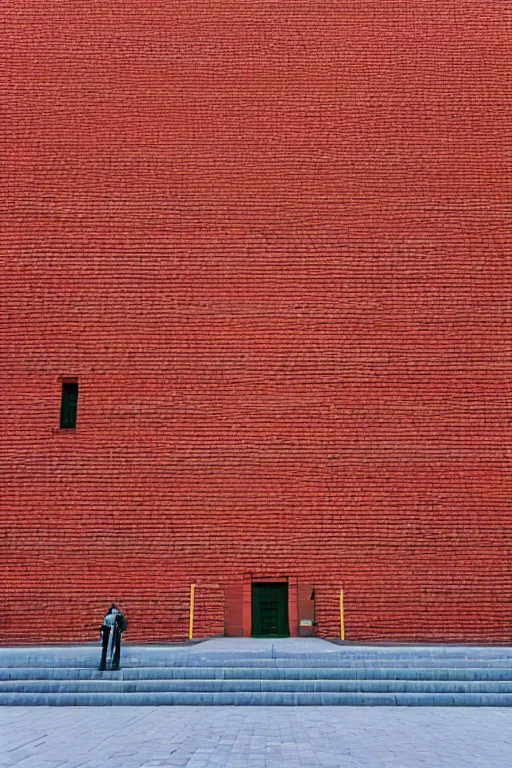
left=251, top=583, right=289, bottom=638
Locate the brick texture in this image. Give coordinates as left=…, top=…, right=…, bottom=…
left=1, top=1, right=511, bottom=643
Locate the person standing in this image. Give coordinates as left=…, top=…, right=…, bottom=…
left=98, top=604, right=127, bottom=671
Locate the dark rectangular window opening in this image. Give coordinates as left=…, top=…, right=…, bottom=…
left=60, top=382, right=79, bottom=429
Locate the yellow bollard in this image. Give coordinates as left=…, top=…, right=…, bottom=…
left=189, top=584, right=196, bottom=640
left=340, top=589, right=345, bottom=641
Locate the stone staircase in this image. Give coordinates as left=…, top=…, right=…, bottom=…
left=2, top=642, right=512, bottom=706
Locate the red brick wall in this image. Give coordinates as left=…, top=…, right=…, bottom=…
left=1, top=1, right=511, bottom=643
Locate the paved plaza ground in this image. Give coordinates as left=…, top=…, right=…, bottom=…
left=2, top=705, right=512, bottom=768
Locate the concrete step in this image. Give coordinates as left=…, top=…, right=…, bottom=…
left=3, top=656, right=512, bottom=669
left=3, top=643, right=512, bottom=705
left=182, top=657, right=512, bottom=669
left=2, top=645, right=512, bottom=668
left=3, top=666, right=512, bottom=681
left=2, top=691, right=512, bottom=706
left=4, top=678, right=512, bottom=695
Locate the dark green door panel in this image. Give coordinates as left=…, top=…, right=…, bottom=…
left=251, top=583, right=289, bottom=638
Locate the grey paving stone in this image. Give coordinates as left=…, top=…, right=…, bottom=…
left=3, top=706, right=512, bottom=767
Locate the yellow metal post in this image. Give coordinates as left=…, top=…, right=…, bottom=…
left=340, top=589, right=345, bottom=641
left=189, top=584, right=196, bottom=640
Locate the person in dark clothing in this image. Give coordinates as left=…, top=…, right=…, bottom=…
left=99, top=604, right=127, bottom=671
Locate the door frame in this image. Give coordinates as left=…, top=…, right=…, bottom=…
left=242, top=574, right=299, bottom=637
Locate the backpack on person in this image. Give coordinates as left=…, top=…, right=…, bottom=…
left=117, top=613, right=128, bottom=633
